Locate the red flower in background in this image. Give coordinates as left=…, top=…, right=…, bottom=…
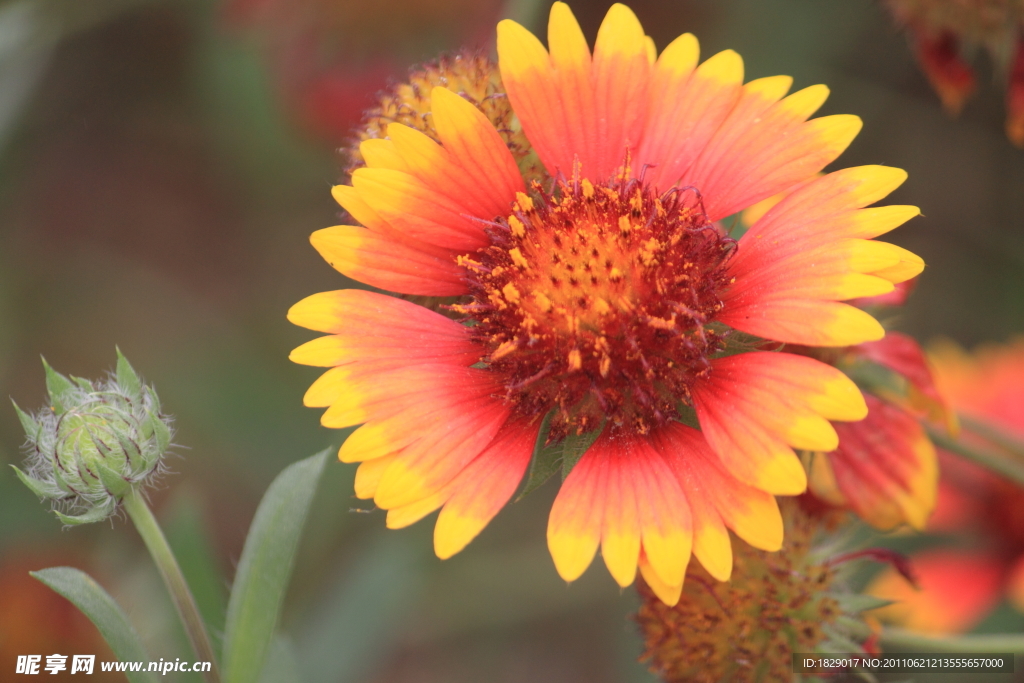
left=884, top=0, right=1024, bottom=146
left=743, top=192, right=944, bottom=533
left=870, top=339, right=1024, bottom=633
left=223, top=0, right=503, bottom=144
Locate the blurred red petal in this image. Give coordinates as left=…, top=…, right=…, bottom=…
left=868, top=550, right=1004, bottom=635
left=912, top=27, right=976, bottom=115
left=856, top=331, right=956, bottom=430
left=1007, top=35, right=1024, bottom=147
left=814, top=395, right=937, bottom=530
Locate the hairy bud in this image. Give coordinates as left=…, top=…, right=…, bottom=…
left=12, top=350, right=173, bottom=524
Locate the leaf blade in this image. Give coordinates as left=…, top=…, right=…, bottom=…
left=31, top=566, right=158, bottom=683
left=221, top=449, right=329, bottom=683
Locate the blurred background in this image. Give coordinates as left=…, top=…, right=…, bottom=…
left=1, top=0, right=1022, bottom=681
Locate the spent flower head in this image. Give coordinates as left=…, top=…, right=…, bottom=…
left=344, top=49, right=544, bottom=182
left=12, top=350, right=173, bottom=525
left=635, top=499, right=882, bottom=682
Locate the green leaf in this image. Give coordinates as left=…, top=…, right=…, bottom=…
left=115, top=431, right=144, bottom=471
left=517, top=415, right=604, bottom=499
left=94, top=460, right=130, bottom=497
left=11, top=399, right=40, bottom=440
left=257, top=636, right=302, bottom=683
left=295, top=534, right=425, bottom=683
left=222, top=449, right=330, bottom=683
left=115, top=347, right=143, bottom=399
left=148, top=410, right=172, bottom=454
left=11, top=465, right=64, bottom=499
left=55, top=499, right=115, bottom=525
left=560, top=426, right=602, bottom=479
left=164, top=490, right=228, bottom=641
left=835, top=593, right=893, bottom=614
left=30, top=567, right=158, bottom=683
left=516, top=412, right=559, bottom=500
left=41, top=356, right=76, bottom=410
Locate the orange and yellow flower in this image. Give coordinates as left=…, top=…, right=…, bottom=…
left=869, top=339, right=1024, bottom=633
left=289, top=3, right=924, bottom=604
left=807, top=327, right=950, bottom=531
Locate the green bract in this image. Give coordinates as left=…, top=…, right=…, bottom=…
left=12, top=349, right=172, bottom=525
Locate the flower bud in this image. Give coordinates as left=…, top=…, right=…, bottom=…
left=12, top=350, right=173, bottom=525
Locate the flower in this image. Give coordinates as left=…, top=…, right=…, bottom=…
left=884, top=0, right=1024, bottom=146
left=343, top=50, right=547, bottom=191
left=11, top=351, right=172, bottom=525
left=289, top=2, right=924, bottom=603
left=805, top=327, right=951, bottom=531
left=634, top=499, right=878, bottom=682
left=869, top=339, right=1024, bottom=633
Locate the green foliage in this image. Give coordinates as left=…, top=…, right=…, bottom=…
left=518, top=412, right=603, bottom=499
left=30, top=567, right=158, bottom=683
left=221, top=449, right=330, bottom=683
left=164, top=491, right=229, bottom=646
left=294, top=534, right=425, bottom=683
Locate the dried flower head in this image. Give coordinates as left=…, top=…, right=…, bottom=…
left=345, top=49, right=542, bottom=180
left=12, top=351, right=173, bottom=525
left=635, top=500, right=877, bottom=682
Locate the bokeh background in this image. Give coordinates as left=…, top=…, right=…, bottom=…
left=1, top=0, right=1023, bottom=681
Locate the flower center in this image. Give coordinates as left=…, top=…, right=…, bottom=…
left=456, top=175, right=735, bottom=439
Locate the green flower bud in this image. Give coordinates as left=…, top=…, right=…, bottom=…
left=12, top=349, right=173, bottom=525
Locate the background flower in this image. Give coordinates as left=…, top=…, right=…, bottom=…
left=869, top=339, right=1024, bottom=635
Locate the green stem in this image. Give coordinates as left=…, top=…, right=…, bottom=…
left=881, top=627, right=1024, bottom=653
left=927, top=427, right=1024, bottom=488
left=960, top=414, right=1024, bottom=460
left=123, top=489, right=221, bottom=683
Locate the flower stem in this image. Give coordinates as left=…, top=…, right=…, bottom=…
left=122, top=489, right=221, bottom=683
left=960, top=414, right=1024, bottom=460
left=881, top=627, right=1024, bottom=653
left=927, top=427, right=1024, bottom=488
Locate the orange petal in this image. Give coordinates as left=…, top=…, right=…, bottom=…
left=651, top=421, right=782, bottom=578
left=430, top=87, right=526, bottom=206
left=824, top=395, right=938, bottom=530
left=353, top=167, right=491, bottom=251
left=631, top=437, right=693, bottom=591
left=498, top=2, right=650, bottom=180
left=637, top=47, right=743, bottom=192
left=692, top=352, right=866, bottom=493
left=497, top=15, right=568, bottom=176
left=316, top=364, right=493, bottom=426
left=434, top=419, right=540, bottom=559
left=374, top=398, right=511, bottom=509
left=855, top=332, right=956, bottom=431
left=685, top=72, right=862, bottom=220
left=639, top=552, right=684, bottom=606
left=547, top=441, right=605, bottom=582
left=590, top=3, right=650, bottom=178
left=308, top=226, right=467, bottom=296
left=911, top=28, right=976, bottom=116
left=718, top=298, right=885, bottom=347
